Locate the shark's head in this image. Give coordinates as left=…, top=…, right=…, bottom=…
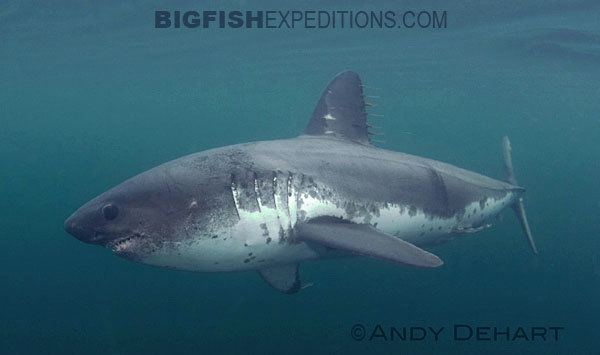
left=64, top=166, right=192, bottom=262
left=64, top=157, right=239, bottom=267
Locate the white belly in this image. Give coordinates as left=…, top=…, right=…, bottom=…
left=142, top=188, right=516, bottom=272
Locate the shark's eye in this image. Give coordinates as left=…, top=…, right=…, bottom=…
left=102, top=204, right=119, bottom=220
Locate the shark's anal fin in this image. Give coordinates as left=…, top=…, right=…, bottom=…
left=258, top=264, right=301, bottom=294
left=296, top=218, right=443, bottom=268
left=303, top=71, right=371, bottom=145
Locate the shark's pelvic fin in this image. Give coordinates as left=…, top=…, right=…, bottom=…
left=258, top=264, right=302, bottom=294
left=502, top=136, right=538, bottom=255
left=296, top=218, right=443, bottom=268
left=303, top=71, right=371, bottom=145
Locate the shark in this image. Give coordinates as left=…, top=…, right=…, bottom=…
left=64, top=71, right=537, bottom=294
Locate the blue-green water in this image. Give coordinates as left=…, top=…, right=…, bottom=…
left=2, top=1, right=600, bottom=354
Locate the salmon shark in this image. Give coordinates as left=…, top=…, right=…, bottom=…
left=64, top=71, right=537, bottom=294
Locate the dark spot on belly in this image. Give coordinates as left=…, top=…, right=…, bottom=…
left=243, top=259, right=250, bottom=263
left=409, top=205, right=417, bottom=217
left=278, top=226, right=285, bottom=241
left=438, top=226, right=442, bottom=230
left=345, top=202, right=358, bottom=219
left=211, top=235, right=218, bottom=239
left=248, top=252, right=253, bottom=256
left=244, top=243, right=248, bottom=247
left=260, top=223, right=269, bottom=236
left=368, top=204, right=381, bottom=217
left=479, top=198, right=487, bottom=210
left=266, top=237, right=272, bottom=244
left=299, top=210, right=307, bottom=221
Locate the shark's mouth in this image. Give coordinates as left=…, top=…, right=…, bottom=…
left=109, top=234, right=145, bottom=254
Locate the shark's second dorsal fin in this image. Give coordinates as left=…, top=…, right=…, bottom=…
left=303, top=71, right=370, bottom=144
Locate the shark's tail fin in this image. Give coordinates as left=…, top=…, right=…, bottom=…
left=502, top=136, right=538, bottom=255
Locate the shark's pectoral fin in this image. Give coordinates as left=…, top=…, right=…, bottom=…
left=258, top=264, right=302, bottom=294
left=296, top=218, right=443, bottom=268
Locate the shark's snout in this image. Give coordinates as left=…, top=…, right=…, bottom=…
left=64, top=213, right=84, bottom=239
left=64, top=212, right=107, bottom=245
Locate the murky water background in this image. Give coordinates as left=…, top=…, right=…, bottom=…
left=1, top=1, right=599, bottom=354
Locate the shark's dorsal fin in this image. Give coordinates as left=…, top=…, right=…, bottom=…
left=303, top=71, right=370, bottom=144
